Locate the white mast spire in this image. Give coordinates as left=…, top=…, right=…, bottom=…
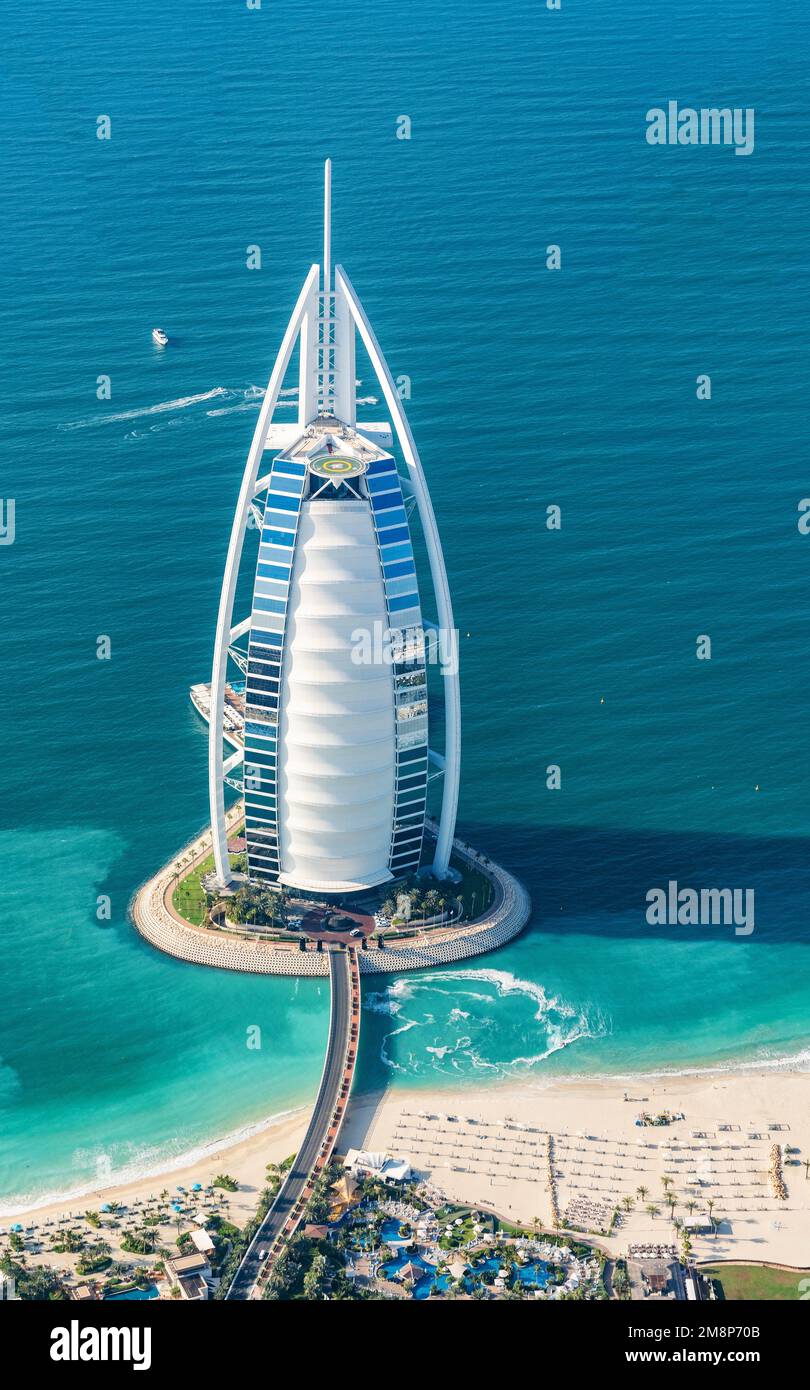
left=322, top=159, right=332, bottom=413
left=323, top=158, right=332, bottom=296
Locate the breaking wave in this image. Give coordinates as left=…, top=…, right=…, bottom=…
left=364, top=968, right=602, bottom=1079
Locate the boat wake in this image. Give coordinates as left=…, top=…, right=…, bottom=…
left=60, top=382, right=379, bottom=435
left=58, top=387, right=233, bottom=431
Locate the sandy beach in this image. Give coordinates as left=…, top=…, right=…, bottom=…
left=4, top=1070, right=809, bottom=1276
left=343, top=1071, right=810, bottom=1268
left=0, top=1109, right=309, bottom=1281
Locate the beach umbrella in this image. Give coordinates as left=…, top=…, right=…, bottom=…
left=100, top=1204, right=110, bottom=1213
left=192, top=1183, right=202, bottom=1192
left=11, top=1224, right=22, bottom=1233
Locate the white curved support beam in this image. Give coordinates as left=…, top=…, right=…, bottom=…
left=208, top=264, right=320, bottom=887
left=223, top=748, right=244, bottom=776
left=335, top=265, right=461, bottom=878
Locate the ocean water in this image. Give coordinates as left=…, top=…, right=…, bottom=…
left=1, top=0, right=810, bottom=1206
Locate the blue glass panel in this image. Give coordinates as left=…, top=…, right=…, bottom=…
left=376, top=508, right=408, bottom=530
left=265, top=492, right=301, bottom=513
left=398, top=747, right=427, bottom=764
left=388, top=592, right=419, bottom=613
left=379, top=541, right=412, bottom=564
left=397, top=788, right=426, bottom=805
left=383, top=559, right=416, bottom=579
left=386, top=576, right=419, bottom=598
left=257, top=562, right=291, bottom=581
left=377, top=526, right=411, bottom=547
left=269, top=475, right=304, bottom=495
left=261, top=528, right=295, bottom=547
left=397, top=770, right=426, bottom=787
left=244, top=722, right=277, bottom=741
left=273, top=460, right=307, bottom=476
left=253, top=596, right=286, bottom=615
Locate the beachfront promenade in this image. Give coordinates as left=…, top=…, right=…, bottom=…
left=227, top=947, right=361, bottom=1299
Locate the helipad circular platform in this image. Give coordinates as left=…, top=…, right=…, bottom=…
left=308, top=454, right=368, bottom=480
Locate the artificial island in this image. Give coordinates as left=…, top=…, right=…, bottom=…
left=131, top=163, right=531, bottom=1297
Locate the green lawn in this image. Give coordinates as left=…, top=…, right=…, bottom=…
left=701, top=1264, right=809, bottom=1301
left=172, top=853, right=215, bottom=925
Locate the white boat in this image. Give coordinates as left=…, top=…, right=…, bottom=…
left=152, top=327, right=168, bottom=346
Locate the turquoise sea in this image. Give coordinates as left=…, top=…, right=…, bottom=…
left=1, top=0, right=809, bottom=1209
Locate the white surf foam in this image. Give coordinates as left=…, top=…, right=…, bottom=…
left=0, top=1103, right=306, bottom=1219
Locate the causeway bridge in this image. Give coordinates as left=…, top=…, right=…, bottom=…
left=226, top=945, right=361, bottom=1300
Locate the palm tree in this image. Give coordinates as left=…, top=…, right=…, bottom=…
left=621, top=1196, right=634, bottom=1214
left=137, top=1225, right=155, bottom=1255
left=636, top=1185, right=648, bottom=1202
left=685, top=1200, right=697, bottom=1216
left=645, top=1204, right=660, bottom=1221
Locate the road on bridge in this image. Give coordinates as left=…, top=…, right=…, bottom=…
left=226, top=948, right=354, bottom=1300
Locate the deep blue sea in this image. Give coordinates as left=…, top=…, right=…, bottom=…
left=1, top=0, right=809, bottom=1208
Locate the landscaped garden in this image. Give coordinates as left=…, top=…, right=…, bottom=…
left=700, top=1263, right=808, bottom=1301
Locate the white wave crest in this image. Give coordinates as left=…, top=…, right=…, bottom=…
left=0, top=1103, right=306, bottom=1218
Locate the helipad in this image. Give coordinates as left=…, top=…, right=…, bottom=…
left=308, top=454, right=368, bottom=480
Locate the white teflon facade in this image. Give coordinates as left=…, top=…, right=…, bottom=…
left=278, top=499, right=395, bottom=890
left=208, top=161, right=460, bottom=892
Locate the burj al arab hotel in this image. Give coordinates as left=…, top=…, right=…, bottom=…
left=207, top=163, right=460, bottom=896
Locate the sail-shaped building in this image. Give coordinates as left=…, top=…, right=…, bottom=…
left=207, top=163, right=460, bottom=895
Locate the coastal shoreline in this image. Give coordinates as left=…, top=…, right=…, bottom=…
left=5, top=1066, right=809, bottom=1273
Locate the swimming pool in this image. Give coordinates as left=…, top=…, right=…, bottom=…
left=380, top=1251, right=435, bottom=1281
left=104, top=1284, right=160, bottom=1301
left=414, top=1271, right=451, bottom=1300
left=514, top=1261, right=550, bottom=1288
left=380, top=1217, right=411, bottom=1247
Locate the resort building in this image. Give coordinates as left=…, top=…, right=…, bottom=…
left=344, top=1149, right=412, bottom=1183
left=164, top=1251, right=212, bottom=1301
left=207, top=163, right=460, bottom=895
